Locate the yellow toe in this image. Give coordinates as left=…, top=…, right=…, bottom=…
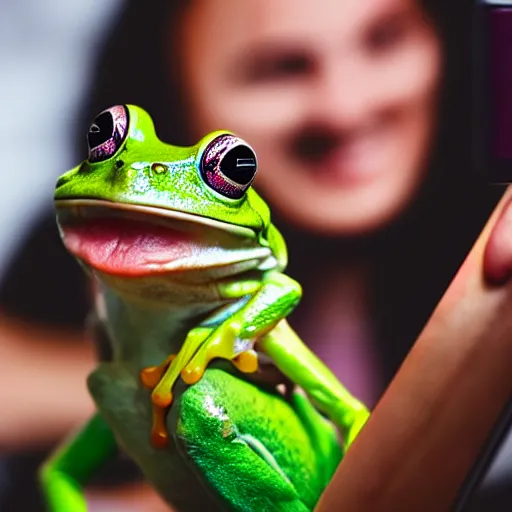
left=234, top=350, right=259, bottom=373
left=152, top=390, right=173, bottom=408
left=150, top=405, right=169, bottom=449
left=181, top=367, right=204, bottom=385
left=140, top=366, right=163, bottom=389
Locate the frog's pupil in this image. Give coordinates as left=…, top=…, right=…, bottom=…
left=220, top=146, right=257, bottom=185
left=87, top=112, right=114, bottom=149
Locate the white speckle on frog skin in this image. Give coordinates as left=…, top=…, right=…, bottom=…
left=234, top=337, right=252, bottom=355
left=131, top=128, right=145, bottom=141
left=276, top=384, right=287, bottom=396
left=204, top=395, right=229, bottom=421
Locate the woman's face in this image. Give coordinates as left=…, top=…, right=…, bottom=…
left=178, top=0, right=442, bottom=235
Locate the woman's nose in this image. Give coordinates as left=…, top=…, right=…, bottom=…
left=306, top=57, right=379, bottom=131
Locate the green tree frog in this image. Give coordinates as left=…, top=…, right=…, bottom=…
left=40, top=105, right=370, bottom=512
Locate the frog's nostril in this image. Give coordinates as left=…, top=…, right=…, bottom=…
left=151, top=163, right=168, bottom=175
left=78, top=162, right=91, bottom=174
left=116, top=160, right=124, bottom=169
left=56, top=176, right=68, bottom=188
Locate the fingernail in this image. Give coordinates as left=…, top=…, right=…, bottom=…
left=484, top=196, right=512, bottom=285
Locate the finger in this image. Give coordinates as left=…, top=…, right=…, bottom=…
left=316, top=185, right=512, bottom=512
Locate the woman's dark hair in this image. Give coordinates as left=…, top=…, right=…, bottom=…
left=81, top=0, right=503, bottom=385
left=371, top=0, right=502, bottom=380
left=77, top=0, right=190, bottom=150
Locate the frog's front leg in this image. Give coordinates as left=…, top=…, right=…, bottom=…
left=39, top=412, right=118, bottom=512
left=170, top=272, right=301, bottom=387
left=144, top=272, right=299, bottom=447
left=179, top=271, right=300, bottom=383
left=140, top=327, right=212, bottom=447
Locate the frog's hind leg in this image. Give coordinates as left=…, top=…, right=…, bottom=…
left=177, top=405, right=309, bottom=512
left=174, top=369, right=339, bottom=512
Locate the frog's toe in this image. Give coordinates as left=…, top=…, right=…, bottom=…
left=181, top=330, right=258, bottom=384
left=150, top=404, right=170, bottom=448
left=232, top=349, right=259, bottom=373
left=151, top=388, right=173, bottom=408
left=181, top=347, right=258, bottom=384
left=140, top=354, right=181, bottom=449
left=140, top=354, right=176, bottom=390
left=140, top=368, right=160, bottom=389
left=180, top=339, right=218, bottom=385
left=151, top=354, right=188, bottom=407
left=181, top=366, right=204, bottom=385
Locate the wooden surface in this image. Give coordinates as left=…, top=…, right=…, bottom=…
left=316, top=186, right=512, bottom=512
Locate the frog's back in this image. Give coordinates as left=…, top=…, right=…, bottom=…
left=88, top=364, right=342, bottom=512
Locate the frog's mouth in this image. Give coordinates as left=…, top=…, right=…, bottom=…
left=55, top=199, right=273, bottom=277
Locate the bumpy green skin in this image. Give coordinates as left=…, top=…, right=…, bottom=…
left=40, top=105, right=369, bottom=512
left=176, top=372, right=343, bottom=511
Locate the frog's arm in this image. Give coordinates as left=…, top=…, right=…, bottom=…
left=39, top=413, right=118, bottom=512
left=147, top=227, right=367, bottom=447
left=151, top=269, right=301, bottom=406
left=143, top=267, right=305, bottom=444
left=259, top=320, right=369, bottom=447
left=154, top=271, right=366, bottom=434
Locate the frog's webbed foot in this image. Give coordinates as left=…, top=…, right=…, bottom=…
left=140, top=328, right=211, bottom=448
left=140, top=325, right=259, bottom=449
left=181, top=322, right=259, bottom=385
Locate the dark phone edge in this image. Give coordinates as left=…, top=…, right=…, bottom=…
left=473, top=1, right=512, bottom=184
left=452, top=397, right=512, bottom=511
left=453, top=7, right=512, bottom=508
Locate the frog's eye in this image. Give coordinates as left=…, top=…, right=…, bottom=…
left=200, top=135, right=258, bottom=200
left=87, top=105, right=129, bottom=163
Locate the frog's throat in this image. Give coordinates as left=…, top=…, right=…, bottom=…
left=54, top=199, right=257, bottom=239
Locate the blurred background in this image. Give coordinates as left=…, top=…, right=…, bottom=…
left=0, top=0, right=510, bottom=510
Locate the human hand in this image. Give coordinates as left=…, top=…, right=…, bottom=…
left=316, top=186, right=512, bottom=511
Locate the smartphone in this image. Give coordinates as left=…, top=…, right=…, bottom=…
left=452, top=399, right=512, bottom=510
left=475, top=0, right=512, bottom=183
left=454, top=3, right=512, bottom=508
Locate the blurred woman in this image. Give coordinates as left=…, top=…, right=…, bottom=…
left=79, top=0, right=500, bottom=406
left=0, top=0, right=503, bottom=510
left=176, top=0, right=444, bottom=406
